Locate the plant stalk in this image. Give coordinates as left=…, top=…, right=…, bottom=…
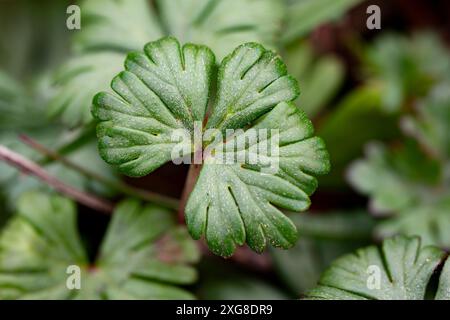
left=0, top=145, right=114, bottom=213
left=178, top=163, right=202, bottom=224
left=20, top=134, right=180, bottom=210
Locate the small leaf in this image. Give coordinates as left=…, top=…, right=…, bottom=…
left=187, top=102, right=329, bottom=256
left=92, top=37, right=329, bottom=256
left=307, top=236, right=446, bottom=300
left=366, top=32, right=450, bottom=112
left=347, top=141, right=441, bottom=215
left=0, top=192, right=199, bottom=299
left=205, top=42, right=299, bottom=132
left=347, top=118, right=450, bottom=249
left=93, top=37, right=215, bottom=177
left=376, top=198, right=450, bottom=249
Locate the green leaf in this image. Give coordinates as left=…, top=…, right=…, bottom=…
left=0, top=192, right=199, bottom=299
left=92, top=37, right=215, bottom=177
left=205, top=42, right=299, bottom=131
left=347, top=142, right=442, bottom=215
left=74, top=0, right=283, bottom=61
left=436, top=257, right=450, bottom=300
left=271, top=211, right=374, bottom=294
left=376, top=198, right=450, bottom=249
left=0, top=192, right=87, bottom=299
left=186, top=102, right=329, bottom=256
left=366, top=32, right=450, bottom=112
left=281, top=0, right=363, bottom=44
left=307, top=236, right=447, bottom=300
left=92, top=37, right=329, bottom=256
left=347, top=116, right=450, bottom=249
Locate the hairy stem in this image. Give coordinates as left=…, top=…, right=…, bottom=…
left=178, top=163, right=202, bottom=223
left=0, top=145, right=114, bottom=213
left=20, top=134, right=180, bottom=210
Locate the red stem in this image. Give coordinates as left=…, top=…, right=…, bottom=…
left=0, top=145, right=114, bottom=213
left=178, top=163, right=202, bottom=224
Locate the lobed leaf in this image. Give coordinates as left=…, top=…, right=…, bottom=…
left=187, top=102, right=329, bottom=256
left=307, top=236, right=447, bottom=300
left=93, top=37, right=215, bottom=177
left=347, top=138, right=450, bottom=249
left=206, top=42, right=299, bottom=132
left=92, top=37, right=330, bottom=256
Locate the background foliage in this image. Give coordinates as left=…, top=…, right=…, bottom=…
left=0, top=0, right=449, bottom=299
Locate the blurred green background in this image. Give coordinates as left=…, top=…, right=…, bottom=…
left=0, top=0, right=449, bottom=299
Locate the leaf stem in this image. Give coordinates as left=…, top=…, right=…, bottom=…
left=178, top=163, right=202, bottom=223
left=19, top=134, right=180, bottom=210
left=0, top=145, right=114, bottom=213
